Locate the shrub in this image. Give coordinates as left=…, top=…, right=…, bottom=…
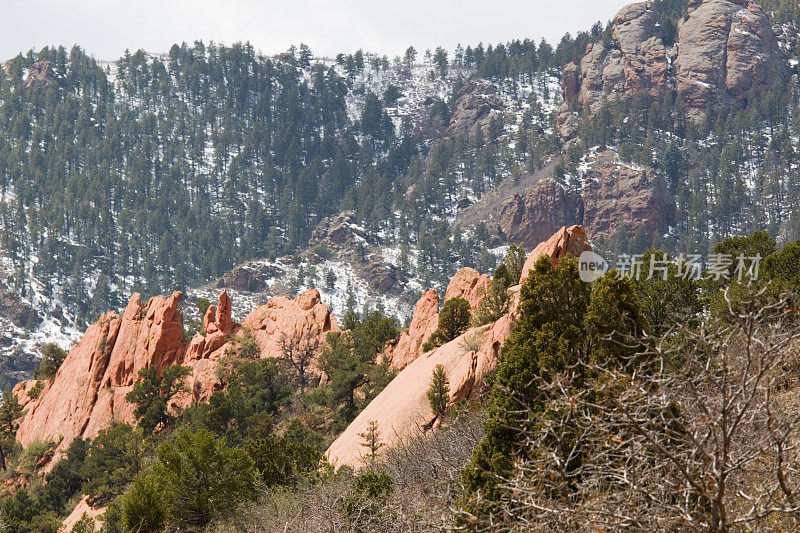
left=423, top=298, right=471, bottom=352
left=35, top=343, right=67, bottom=380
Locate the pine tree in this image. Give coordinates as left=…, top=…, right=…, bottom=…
left=426, top=364, right=450, bottom=419
left=358, top=420, right=384, bottom=465
left=0, top=393, right=25, bottom=470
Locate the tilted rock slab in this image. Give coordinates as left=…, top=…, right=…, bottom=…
left=327, top=226, right=591, bottom=469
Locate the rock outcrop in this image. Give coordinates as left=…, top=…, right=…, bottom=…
left=381, top=289, right=440, bottom=371
left=14, top=289, right=339, bottom=454
left=569, top=2, right=670, bottom=117
left=62, top=495, right=106, bottom=532
left=15, top=291, right=186, bottom=448
left=497, top=150, right=674, bottom=250
left=446, top=80, right=505, bottom=138
left=581, top=150, right=676, bottom=241
left=520, top=225, right=592, bottom=283
left=328, top=226, right=591, bottom=469
left=559, top=0, right=788, bottom=126
left=498, top=178, right=582, bottom=250
left=25, top=60, right=61, bottom=89
left=381, top=268, right=490, bottom=371
left=675, top=0, right=787, bottom=120
left=308, top=210, right=371, bottom=259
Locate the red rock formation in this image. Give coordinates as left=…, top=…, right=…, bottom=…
left=327, top=227, right=592, bottom=469
left=242, top=288, right=339, bottom=361
left=327, top=315, right=515, bottom=469
left=520, top=225, right=592, bottom=284
left=62, top=495, right=106, bottom=532
left=14, top=289, right=339, bottom=453
left=381, top=268, right=490, bottom=371
left=381, top=289, right=440, bottom=370
left=443, top=268, right=491, bottom=309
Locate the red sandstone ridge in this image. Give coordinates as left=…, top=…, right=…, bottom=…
left=381, top=268, right=490, bottom=371
left=13, top=288, right=338, bottom=454
left=519, top=225, right=591, bottom=284
left=327, top=226, right=591, bottom=469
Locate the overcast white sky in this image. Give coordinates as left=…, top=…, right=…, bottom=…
left=1, top=0, right=630, bottom=61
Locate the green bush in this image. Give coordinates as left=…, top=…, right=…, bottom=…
left=151, top=429, right=259, bottom=529
left=423, top=298, right=471, bottom=352
left=34, top=343, right=67, bottom=380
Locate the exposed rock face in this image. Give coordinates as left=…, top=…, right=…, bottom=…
left=308, top=210, right=371, bottom=258
left=497, top=151, right=673, bottom=250
left=577, top=2, right=670, bottom=115
left=560, top=0, right=787, bottom=125
left=381, top=268, right=491, bottom=371
left=14, top=292, right=186, bottom=448
left=242, top=288, right=340, bottom=361
left=62, top=495, right=106, bottom=532
left=328, top=309, right=515, bottom=469
left=581, top=150, right=676, bottom=241
left=676, top=0, right=787, bottom=120
left=381, top=289, right=440, bottom=370
left=443, top=268, right=491, bottom=309
left=327, top=227, right=590, bottom=469
left=498, top=178, right=582, bottom=250
left=14, top=289, right=339, bottom=453
left=446, top=80, right=505, bottom=138
left=24, top=61, right=61, bottom=89
left=520, top=225, right=592, bottom=284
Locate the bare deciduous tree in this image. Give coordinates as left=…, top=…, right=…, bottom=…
left=279, top=327, right=320, bottom=394
left=461, top=288, right=800, bottom=532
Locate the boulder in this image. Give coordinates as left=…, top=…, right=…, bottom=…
left=561, top=0, right=787, bottom=122
left=308, top=211, right=371, bottom=259
left=327, top=315, right=514, bottom=469
left=14, top=292, right=185, bottom=448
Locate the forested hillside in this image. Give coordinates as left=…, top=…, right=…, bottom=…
left=2, top=0, right=800, bottom=365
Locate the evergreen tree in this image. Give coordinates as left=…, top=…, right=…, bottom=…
left=126, top=364, right=191, bottom=435
left=426, top=364, right=450, bottom=419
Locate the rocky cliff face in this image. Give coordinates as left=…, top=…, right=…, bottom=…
left=675, top=0, right=787, bottom=120
left=327, top=226, right=590, bottom=469
left=581, top=150, right=676, bottom=241
left=559, top=0, right=787, bottom=126
left=498, top=150, right=674, bottom=248
left=498, top=178, right=582, bottom=250
left=561, top=1, right=670, bottom=118
left=13, top=289, right=339, bottom=453
left=446, top=80, right=505, bottom=138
